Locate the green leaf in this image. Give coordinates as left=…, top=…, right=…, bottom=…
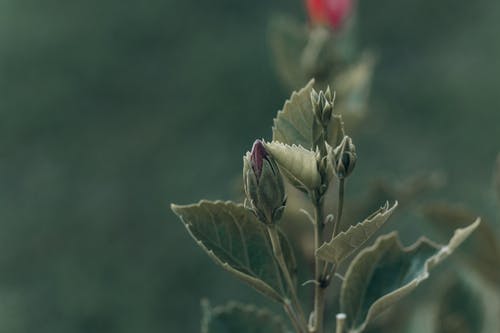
left=316, top=201, right=398, bottom=266
left=268, top=15, right=308, bottom=89
left=334, top=53, right=375, bottom=120
left=436, top=277, right=484, bottom=333
left=340, top=219, right=480, bottom=333
left=272, top=80, right=344, bottom=150
left=201, top=300, right=289, bottom=333
left=171, top=200, right=296, bottom=303
left=265, top=141, right=321, bottom=192
left=423, top=203, right=500, bottom=285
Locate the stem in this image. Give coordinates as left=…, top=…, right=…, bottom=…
left=267, top=226, right=308, bottom=332
left=284, top=300, right=304, bottom=333
left=335, top=313, right=346, bottom=333
left=333, top=178, right=345, bottom=236
left=312, top=201, right=325, bottom=333
left=325, top=178, right=346, bottom=282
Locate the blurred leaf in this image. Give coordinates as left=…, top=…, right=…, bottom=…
left=171, top=200, right=296, bottom=303
left=423, top=203, right=500, bottom=285
left=265, top=141, right=321, bottom=192
left=340, top=220, right=480, bottom=333
left=272, top=80, right=345, bottom=150
left=201, top=300, right=288, bottom=333
left=268, top=15, right=308, bottom=89
left=436, top=277, right=483, bottom=333
left=334, top=53, right=376, bottom=121
left=316, top=201, right=397, bottom=266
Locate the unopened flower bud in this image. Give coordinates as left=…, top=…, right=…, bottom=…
left=334, top=136, right=356, bottom=179
left=306, top=0, right=354, bottom=30
left=243, top=140, right=287, bottom=224
left=311, top=87, right=335, bottom=127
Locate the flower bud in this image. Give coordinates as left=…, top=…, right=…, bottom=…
left=311, top=87, right=335, bottom=127
left=243, top=140, right=287, bottom=224
left=306, top=0, right=354, bottom=30
left=333, top=136, right=356, bottom=179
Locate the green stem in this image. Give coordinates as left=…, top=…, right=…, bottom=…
left=325, top=178, right=345, bottom=282
left=312, top=201, right=325, bottom=333
left=267, top=226, right=308, bottom=332
left=333, top=178, right=344, bottom=236
left=335, top=314, right=346, bottom=333
left=284, top=301, right=304, bottom=333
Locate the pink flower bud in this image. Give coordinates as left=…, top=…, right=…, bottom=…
left=250, top=140, right=268, bottom=180
left=306, top=0, right=354, bottom=30
left=243, top=140, right=286, bottom=224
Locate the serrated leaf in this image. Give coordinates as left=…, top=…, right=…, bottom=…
left=436, top=277, right=483, bottom=333
left=423, top=203, right=500, bottom=285
left=272, top=80, right=345, bottom=150
left=340, top=219, right=480, bottom=333
left=265, top=141, right=320, bottom=192
left=316, top=201, right=397, bottom=266
left=171, top=200, right=296, bottom=303
left=201, top=301, right=289, bottom=333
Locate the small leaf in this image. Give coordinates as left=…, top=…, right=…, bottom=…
left=436, top=277, right=484, bottom=333
left=316, top=201, right=398, bottom=266
left=171, top=200, right=296, bottom=303
left=201, top=300, right=288, bottom=333
left=340, top=219, right=480, bottom=333
left=265, top=141, right=321, bottom=192
left=272, top=80, right=345, bottom=150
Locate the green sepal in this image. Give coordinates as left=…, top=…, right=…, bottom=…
left=243, top=150, right=286, bottom=225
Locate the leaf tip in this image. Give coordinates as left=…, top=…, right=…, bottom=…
left=170, top=203, right=183, bottom=216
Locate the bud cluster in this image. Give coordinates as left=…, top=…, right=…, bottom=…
left=333, top=136, right=356, bottom=179
left=311, top=87, right=335, bottom=128
left=243, top=140, right=287, bottom=224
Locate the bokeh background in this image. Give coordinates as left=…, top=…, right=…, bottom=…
left=0, top=0, right=499, bottom=332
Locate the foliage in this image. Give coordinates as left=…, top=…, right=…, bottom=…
left=171, top=80, right=479, bottom=333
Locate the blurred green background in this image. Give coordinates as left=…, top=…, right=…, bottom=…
left=0, top=0, right=499, bottom=332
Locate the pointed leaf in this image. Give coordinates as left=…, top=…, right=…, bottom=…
left=272, top=79, right=316, bottom=149
left=316, top=202, right=398, bottom=266
left=201, top=301, right=288, bottom=333
left=341, top=219, right=480, bottom=333
left=171, top=200, right=296, bottom=303
left=265, top=141, right=320, bottom=192
left=272, top=80, right=345, bottom=149
left=423, top=203, right=500, bottom=285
